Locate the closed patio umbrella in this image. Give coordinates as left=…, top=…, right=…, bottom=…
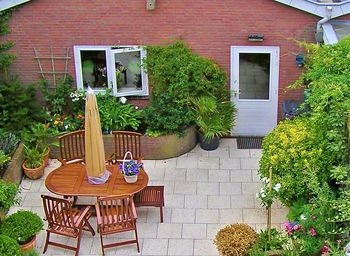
left=85, top=88, right=110, bottom=184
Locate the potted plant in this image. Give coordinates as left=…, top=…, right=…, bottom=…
left=191, top=96, right=236, bottom=151
left=0, top=210, right=43, bottom=252
left=22, top=145, right=45, bottom=179
left=0, top=180, right=20, bottom=218
left=0, top=234, right=21, bottom=256
left=21, top=123, right=59, bottom=167
left=119, top=157, right=143, bottom=183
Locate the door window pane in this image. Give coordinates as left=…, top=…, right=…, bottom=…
left=239, top=53, right=270, bottom=100
left=114, top=51, right=142, bottom=93
left=80, top=50, right=107, bottom=89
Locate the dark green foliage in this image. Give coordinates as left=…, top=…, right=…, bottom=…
left=21, top=249, right=39, bottom=256
left=249, top=229, right=287, bottom=255
left=143, top=93, right=193, bottom=137
left=97, top=90, right=142, bottom=132
left=0, top=179, right=20, bottom=212
left=145, top=41, right=229, bottom=104
left=1, top=210, right=43, bottom=245
left=0, top=79, right=45, bottom=132
left=0, top=10, right=16, bottom=76
left=39, top=76, right=74, bottom=114
left=0, top=234, right=21, bottom=256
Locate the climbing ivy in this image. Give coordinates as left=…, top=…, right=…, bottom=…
left=0, top=9, right=15, bottom=77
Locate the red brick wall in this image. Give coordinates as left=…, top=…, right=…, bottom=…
left=3, top=0, right=339, bottom=118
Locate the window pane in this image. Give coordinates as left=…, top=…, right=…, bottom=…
left=114, top=51, right=142, bottom=93
left=80, top=50, right=107, bottom=89
left=239, top=53, right=270, bottom=100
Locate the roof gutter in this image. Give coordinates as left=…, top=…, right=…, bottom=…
left=315, top=5, right=333, bottom=43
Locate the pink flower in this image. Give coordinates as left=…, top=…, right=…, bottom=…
left=321, top=245, right=330, bottom=255
left=309, top=228, right=316, bottom=237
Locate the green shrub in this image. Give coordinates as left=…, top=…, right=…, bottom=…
left=1, top=210, right=43, bottom=245
left=97, top=91, right=142, bottom=132
left=259, top=117, right=333, bottom=206
left=143, top=93, right=193, bottom=136
left=145, top=41, right=229, bottom=104
left=0, top=79, right=45, bottom=132
left=0, top=179, right=20, bottom=212
left=249, top=229, right=287, bottom=256
left=0, top=129, right=19, bottom=155
left=0, top=234, right=21, bottom=256
left=39, top=76, right=74, bottom=114
left=0, top=9, right=16, bottom=76
left=214, top=223, right=258, bottom=256
left=21, top=249, right=39, bottom=256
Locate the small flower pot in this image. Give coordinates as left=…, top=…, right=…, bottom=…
left=20, top=235, right=36, bottom=252
left=124, top=174, right=138, bottom=183
left=22, top=160, right=45, bottom=180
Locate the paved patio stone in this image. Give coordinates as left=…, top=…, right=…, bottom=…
left=168, top=239, right=194, bottom=255
left=196, top=209, right=219, bottom=223
left=142, top=239, right=168, bottom=255
left=12, top=138, right=289, bottom=256
left=171, top=208, right=196, bottom=223
left=185, top=195, right=208, bottom=208
left=194, top=239, right=218, bottom=256
left=182, top=224, right=207, bottom=239
left=198, top=157, right=220, bottom=169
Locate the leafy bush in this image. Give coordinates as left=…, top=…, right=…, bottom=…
left=0, top=151, right=10, bottom=175
left=259, top=117, right=334, bottom=206
left=0, top=234, right=21, bottom=256
left=0, top=9, right=16, bottom=76
left=97, top=91, right=142, bottom=132
left=214, top=223, right=258, bottom=256
left=143, top=93, right=193, bottom=137
left=39, top=76, right=74, bottom=114
left=1, top=210, right=43, bottom=245
left=0, top=179, right=20, bottom=212
left=0, top=79, right=45, bottom=132
left=249, top=229, right=287, bottom=255
left=0, top=129, right=19, bottom=155
left=21, top=249, right=39, bottom=256
left=145, top=41, right=228, bottom=104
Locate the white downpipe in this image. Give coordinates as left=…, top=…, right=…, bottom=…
left=316, top=6, right=333, bottom=43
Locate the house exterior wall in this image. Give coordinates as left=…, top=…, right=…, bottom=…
left=2, top=0, right=342, bottom=118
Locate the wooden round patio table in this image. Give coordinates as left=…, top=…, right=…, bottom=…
left=45, top=163, right=148, bottom=197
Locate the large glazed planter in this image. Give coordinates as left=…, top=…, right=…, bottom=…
left=49, top=126, right=197, bottom=160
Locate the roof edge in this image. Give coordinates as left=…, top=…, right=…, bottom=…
left=274, top=0, right=350, bottom=18
left=0, top=0, right=31, bottom=11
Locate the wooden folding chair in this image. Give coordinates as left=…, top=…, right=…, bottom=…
left=41, top=195, right=95, bottom=256
left=95, top=195, right=140, bottom=255
left=109, top=131, right=142, bottom=164
left=134, top=186, right=164, bottom=223
left=58, top=130, right=85, bottom=165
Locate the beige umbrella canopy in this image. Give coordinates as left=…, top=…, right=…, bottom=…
left=85, top=88, right=110, bottom=184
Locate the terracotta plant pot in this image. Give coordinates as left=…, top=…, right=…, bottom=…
left=22, top=160, right=45, bottom=180
left=20, top=235, right=36, bottom=252
left=43, top=148, right=50, bottom=167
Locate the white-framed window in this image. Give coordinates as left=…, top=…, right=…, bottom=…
left=73, top=45, right=148, bottom=97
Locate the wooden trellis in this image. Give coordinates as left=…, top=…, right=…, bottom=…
left=33, top=47, right=71, bottom=86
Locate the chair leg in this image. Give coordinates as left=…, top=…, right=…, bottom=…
left=160, top=206, right=164, bottom=223
left=134, top=222, right=140, bottom=253
left=84, top=219, right=95, bottom=236
left=75, top=232, right=82, bottom=256
left=43, top=230, right=50, bottom=254
left=99, top=227, right=105, bottom=256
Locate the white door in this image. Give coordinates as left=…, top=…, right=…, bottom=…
left=230, top=46, right=279, bottom=136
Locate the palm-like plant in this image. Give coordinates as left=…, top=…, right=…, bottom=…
left=191, top=96, right=236, bottom=141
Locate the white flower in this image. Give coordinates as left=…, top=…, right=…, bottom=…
left=262, top=177, right=270, bottom=184
left=260, top=192, right=266, bottom=198
left=120, top=97, right=127, bottom=104
left=65, top=125, right=69, bottom=130
left=256, top=192, right=260, bottom=198
left=260, top=188, right=265, bottom=193
left=135, top=106, right=139, bottom=109
left=300, top=214, right=307, bottom=220
left=273, top=183, right=281, bottom=192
